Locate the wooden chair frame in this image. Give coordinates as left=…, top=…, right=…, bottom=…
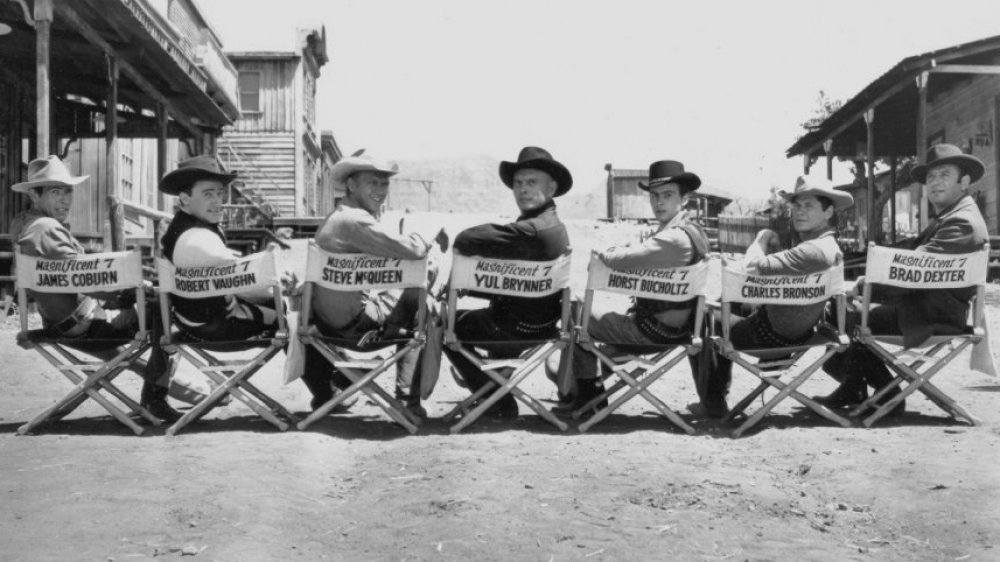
left=156, top=252, right=296, bottom=436
left=441, top=253, right=573, bottom=433
left=295, top=243, right=430, bottom=434
left=848, top=242, right=988, bottom=427
left=711, top=261, right=851, bottom=437
left=15, top=250, right=162, bottom=435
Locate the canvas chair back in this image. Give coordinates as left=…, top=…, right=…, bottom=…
left=14, top=250, right=156, bottom=435
left=295, top=242, right=430, bottom=433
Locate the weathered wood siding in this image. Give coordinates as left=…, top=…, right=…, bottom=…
left=230, top=59, right=296, bottom=133
left=611, top=176, right=654, bottom=220
left=220, top=133, right=296, bottom=217
left=925, top=68, right=1000, bottom=234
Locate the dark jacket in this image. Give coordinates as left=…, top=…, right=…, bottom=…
left=160, top=210, right=229, bottom=323
left=874, top=194, right=989, bottom=347
left=453, top=200, right=569, bottom=331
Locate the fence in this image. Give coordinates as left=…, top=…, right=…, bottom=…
left=717, top=215, right=792, bottom=255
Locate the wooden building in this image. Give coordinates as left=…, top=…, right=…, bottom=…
left=221, top=27, right=342, bottom=219
left=787, top=34, right=1000, bottom=241
left=0, top=0, right=240, bottom=299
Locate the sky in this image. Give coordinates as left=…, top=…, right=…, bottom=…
left=198, top=0, right=1000, bottom=202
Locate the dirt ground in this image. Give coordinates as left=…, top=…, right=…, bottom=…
left=1, top=220, right=999, bottom=562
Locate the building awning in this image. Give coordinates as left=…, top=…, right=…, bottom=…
left=786, top=33, right=1000, bottom=162
left=0, top=0, right=236, bottom=136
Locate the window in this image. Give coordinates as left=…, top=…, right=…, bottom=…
left=238, top=72, right=261, bottom=113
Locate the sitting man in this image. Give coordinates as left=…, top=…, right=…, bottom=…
left=443, top=146, right=572, bottom=419
left=818, top=144, right=989, bottom=413
left=707, top=175, right=853, bottom=416
left=11, top=155, right=181, bottom=421
left=552, top=160, right=714, bottom=417
left=302, top=150, right=446, bottom=419
left=159, top=155, right=290, bottom=344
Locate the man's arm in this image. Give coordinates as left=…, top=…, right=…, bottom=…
left=453, top=221, right=537, bottom=259
left=317, top=213, right=433, bottom=259
left=597, top=228, right=691, bottom=270
left=18, top=218, right=80, bottom=259
left=751, top=240, right=835, bottom=275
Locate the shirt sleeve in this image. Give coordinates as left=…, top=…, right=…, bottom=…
left=318, top=212, right=431, bottom=259
left=453, top=220, right=537, bottom=259
left=916, top=217, right=976, bottom=254
left=753, top=240, right=833, bottom=275
left=18, top=218, right=80, bottom=259
left=597, top=228, right=692, bottom=270
left=172, top=229, right=237, bottom=265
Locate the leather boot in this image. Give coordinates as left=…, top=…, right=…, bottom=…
left=813, top=381, right=868, bottom=409
left=858, top=366, right=905, bottom=417
left=395, top=390, right=427, bottom=420
left=141, top=383, right=182, bottom=423
left=552, top=378, right=608, bottom=417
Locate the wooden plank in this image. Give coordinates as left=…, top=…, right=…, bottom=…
left=929, top=64, right=1000, bottom=75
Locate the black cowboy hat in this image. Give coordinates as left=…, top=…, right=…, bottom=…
left=638, top=160, right=701, bottom=191
left=159, top=155, right=238, bottom=196
left=911, top=143, right=984, bottom=184
left=499, top=146, right=573, bottom=197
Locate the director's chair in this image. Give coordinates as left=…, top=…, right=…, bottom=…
left=156, top=250, right=296, bottom=435
left=711, top=261, right=852, bottom=437
left=295, top=242, right=430, bottom=434
left=441, top=253, right=573, bottom=433
left=15, top=250, right=161, bottom=435
left=849, top=243, right=989, bottom=427
left=569, top=255, right=710, bottom=434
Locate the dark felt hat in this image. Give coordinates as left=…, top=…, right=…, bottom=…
left=159, top=155, right=238, bottom=196
left=499, top=146, right=573, bottom=197
left=638, top=160, right=701, bottom=191
left=911, top=143, right=984, bottom=184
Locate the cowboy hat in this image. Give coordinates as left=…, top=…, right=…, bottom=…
left=159, top=155, right=237, bottom=196
left=499, top=146, right=573, bottom=197
left=638, top=160, right=701, bottom=191
left=330, top=149, right=399, bottom=189
left=911, top=143, right=984, bottom=184
left=12, top=155, right=89, bottom=193
left=780, top=175, right=853, bottom=211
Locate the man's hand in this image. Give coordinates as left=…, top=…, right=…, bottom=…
left=280, top=270, right=299, bottom=296
left=435, top=228, right=450, bottom=253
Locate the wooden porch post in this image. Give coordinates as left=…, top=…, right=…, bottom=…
left=823, top=139, right=833, bottom=181
left=916, top=71, right=929, bottom=230
left=889, top=155, right=897, bottom=245
left=803, top=154, right=811, bottom=174
left=864, top=108, right=875, bottom=245
left=34, top=0, right=53, bottom=158
left=156, top=103, right=168, bottom=210
left=106, top=55, right=124, bottom=251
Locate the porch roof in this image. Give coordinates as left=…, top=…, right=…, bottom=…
left=786, top=34, right=1000, bottom=162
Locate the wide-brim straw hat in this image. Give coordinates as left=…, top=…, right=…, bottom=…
left=12, top=155, right=89, bottom=192
left=330, top=149, right=399, bottom=189
left=780, top=175, right=854, bottom=211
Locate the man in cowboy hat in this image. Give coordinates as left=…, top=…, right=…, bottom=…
left=302, top=150, right=447, bottom=418
left=549, top=159, right=715, bottom=417
left=10, top=155, right=182, bottom=421
left=444, top=146, right=572, bottom=418
left=704, top=175, right=854, bottom=417
left=159, top=155, right=291, bottom=345
left=817, top=143, right=989, bottom=413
